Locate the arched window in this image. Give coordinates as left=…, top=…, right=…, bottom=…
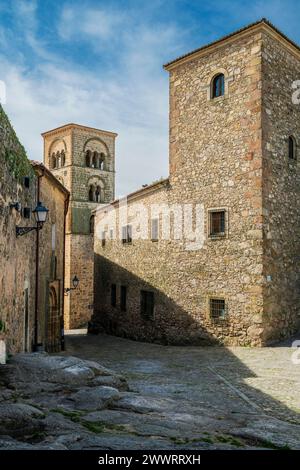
left=90, top=215, right=95, bottom=234
left=92, top=152, right=97, bottom=168
left=212, top=74, right=225, bottom=99
left=95, top=186, right=101, bottom=202
left=89, top=185, right=94, bottom=202
left=100, top=153, right=106, bottom=170
left=86, top=150, right=91, bottom=167
left=56, top=151, right=61, bottom=168
left=60, top=150, right=65, bottom=167
left=51, top=153, right=57, bottom=169
left=288, top=136, right=297, bottom=160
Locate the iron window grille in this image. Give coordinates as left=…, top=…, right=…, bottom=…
left=209, top=210, right=226, bottom=237
left=210, top=298, right=227, bottom=321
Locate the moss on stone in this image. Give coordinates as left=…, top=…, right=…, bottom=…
left=0, top=104, right=34, bottom=180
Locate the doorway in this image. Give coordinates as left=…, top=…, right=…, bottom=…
left=24, top=288, right=29, bottom=352
left=47, top=286, right=60, bottom=352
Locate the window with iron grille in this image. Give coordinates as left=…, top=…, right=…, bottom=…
left=111, top=284, right=116, bottom=307
left=210, top=298, right=226, bottom=320
left=209, top=210, right=226, bottom=237
left=140, top=290, right=154, bottom=320
left=122, top=225, right=132, bottom=244
left=120, top=285, right=127, bottom=311
left=151, top=218, right=159, bottom=241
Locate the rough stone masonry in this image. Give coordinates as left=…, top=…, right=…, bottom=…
left=91, top=19, right=300, bottom=346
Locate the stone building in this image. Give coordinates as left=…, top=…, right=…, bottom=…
left=0, top=106, right=68, bottom=356
left=42, top=124, right=117, bottom=329
left=92, top=19, right=300, bottom=346
left=31, top=162, right=69, bottom=352
left=0, top=105, right=36, bottom=355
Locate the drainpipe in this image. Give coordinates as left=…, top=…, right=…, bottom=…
left=33, top=169, right=44, bottom=351
left=60, top=193, right=70, bottom=351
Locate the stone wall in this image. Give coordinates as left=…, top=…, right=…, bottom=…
left=0, top=105, right=36, bottom=354
left=261, top=33, right=300, bottom=342
left=93, top=25, right=300, bottom=346
left=64, top=233, right=94, bottom=329
left=33, top=163, right=69, bottom=351
left=43, top=124, right=117, bottom=328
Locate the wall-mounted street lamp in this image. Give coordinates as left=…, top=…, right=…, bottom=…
left=10, top=202, right=21, bottom=212
left=16, top=201, right=49, bottom=237
left=15, top=200, right=49, bottom=351
left=64, top=275, right=79, bottom=295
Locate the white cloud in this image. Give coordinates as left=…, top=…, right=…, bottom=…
left=58, top=5, right=126, bottom=42
left=0, top=2, right=190, bottom=195
left=0, top=46, right=171, bottom=196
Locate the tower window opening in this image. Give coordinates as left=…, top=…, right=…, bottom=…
left=212, top=74, right=225, bottom=99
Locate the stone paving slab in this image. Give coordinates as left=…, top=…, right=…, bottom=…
left=62, top=333, right=300, bottom=448
left=0, top=333, right=299, bottom=450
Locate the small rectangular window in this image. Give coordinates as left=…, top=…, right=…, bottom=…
left=23, top=176, right=30, bottom=188
left=111, top=284, right=116, bottom=307
left=101, top=231, right=106, bottom=247
left=23, top=207, right=31, bottom=219
left=140, top=290, right=154, bottom=320
left=110, top=229, right=114, bottom=240
left=151, top=218, right=159, bottom=241
left=122, top=225, right=132, bottom=244
left=120, top=285, right=127, bottom=312
left=209, top=210, right=226, bottom=237
left=210, top=298, right=226, bottom=320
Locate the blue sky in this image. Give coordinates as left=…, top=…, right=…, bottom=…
left=1, top=0, right=300, bottom=195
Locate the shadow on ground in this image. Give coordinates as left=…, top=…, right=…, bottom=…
left=63, top=332, right=300, bottom=449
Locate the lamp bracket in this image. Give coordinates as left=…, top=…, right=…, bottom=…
left=16, top=223, right=42, bottom=237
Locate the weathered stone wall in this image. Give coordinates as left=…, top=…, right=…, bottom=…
left=43, top=124, right=116, bottom=328
left=92, top=31, right=266, bottom=346
left=0, top=105, right=36, bottom=354
left=64, top=233, right=94, bottom=329
left=34, top=165, right=68, bottom=351
left=261, top=33, right=300, bottom=342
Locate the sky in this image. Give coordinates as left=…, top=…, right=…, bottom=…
left=1, top=0, right=300, bottom=196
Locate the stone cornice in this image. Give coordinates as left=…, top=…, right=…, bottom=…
left=31, top=161, right=70, bottom=197
left=41, top=123, right=118, bottom=138
left=164, top=19, right=300, bottom=71
left=93, top=178, right=170, bottom=214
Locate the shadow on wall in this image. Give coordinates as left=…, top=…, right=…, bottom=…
left=91, top=255, right=243, bottom=346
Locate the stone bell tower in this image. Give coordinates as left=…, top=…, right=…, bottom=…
left=42, top=123, right=117, bottom=328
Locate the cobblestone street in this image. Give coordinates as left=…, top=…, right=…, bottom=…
left=1, top=333, right=300, bottom=449
left=62, top=333, right=300, bottom=448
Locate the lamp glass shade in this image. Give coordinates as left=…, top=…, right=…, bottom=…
left=72, top=276, right=79, bottom=289
left=33, top=201, right=49, bottom=223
